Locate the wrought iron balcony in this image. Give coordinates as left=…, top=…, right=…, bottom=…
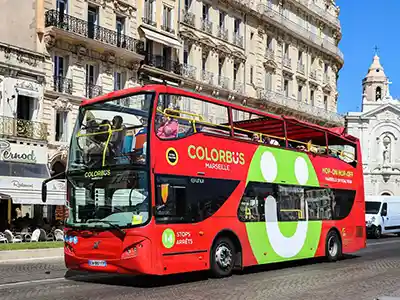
left=296, top=0, right=340, bottom=28
left=201, top=70, right=214, bottom=85
left=52, top=75, right=73, bottom=94
left=258, top=89, right=344, bottom=124
left=201, top=18, right=213, bottom=35
left=0, top=116, right=48, bottom=141
left=85, top=83, right=103, bottom=98
left=256, top=4, right=343, bottom=62
left=218, top=75, right=230, bottom=89
left=218, top=26, right=228, bottom=41
left=310, top=70, right=317, bottom=81
left=265, top=48, right=274, bottom=60
left=297, top=62, right=305, bottom=74
left=145, top=54, right=180, bottom=74
left=324, top=74, right=331, bottom=85
left=282, top=57, right=292, bottom=69
left=181, top=63, right=197, bottom=80
left=234, top=81, right=244, bottom=94
left=45, top=10, right=144, bottom=54
left=161, top=24, right=175, bottom=34
left=233, top=33, right=244, bottom=47
left=182, top=10, right=195, bottom=27
left=142, top=17, right=157, bottom=27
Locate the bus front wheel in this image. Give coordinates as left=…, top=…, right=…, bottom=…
left=325, top=230, right=342, bottom=262
left=210, top=237, right=235, bottom=278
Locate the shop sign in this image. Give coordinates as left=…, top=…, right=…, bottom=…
left=0, top=139, right=37, bottom=164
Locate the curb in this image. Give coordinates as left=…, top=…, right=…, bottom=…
left=0, top=248, right=63, bottom=262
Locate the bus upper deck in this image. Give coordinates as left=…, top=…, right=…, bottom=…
left=78, top=84, right=359, bottom=169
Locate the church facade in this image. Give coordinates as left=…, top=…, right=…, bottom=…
left=346, top=55, right=400, bottom=196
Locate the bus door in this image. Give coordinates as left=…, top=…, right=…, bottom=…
left=154, top=174, right=209, bottom=273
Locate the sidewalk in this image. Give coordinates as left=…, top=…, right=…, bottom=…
left=0, top=247, right=63, bottom=262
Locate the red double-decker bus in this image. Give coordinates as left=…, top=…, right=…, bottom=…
left=42, top=84, right=366, bottom=278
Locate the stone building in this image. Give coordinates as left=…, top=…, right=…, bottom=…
left=346, top=54, right=400, bottom=196
left=0, top=0, right=65, bottom=229
left=0, top=0, right=345, bottom=187
left=38, top=0, right=345, bottom=175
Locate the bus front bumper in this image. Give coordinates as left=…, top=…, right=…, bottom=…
left=64, top=238, right=154, bottom=275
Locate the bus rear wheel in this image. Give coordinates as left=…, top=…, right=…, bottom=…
left=210, top=237, right=235, bottom=278
left=325, top=230, right=342, bottom=262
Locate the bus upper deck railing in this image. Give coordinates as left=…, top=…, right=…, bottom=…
left=159, top=108, right=356, bottom=164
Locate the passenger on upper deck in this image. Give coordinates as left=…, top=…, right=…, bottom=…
left=157, top=111, right=179, bottom=139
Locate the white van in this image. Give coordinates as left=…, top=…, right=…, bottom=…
left=365, top=196, right=400, bottom=238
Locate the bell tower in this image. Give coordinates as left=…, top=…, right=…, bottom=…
left=361, top=53, right=389, bottom=112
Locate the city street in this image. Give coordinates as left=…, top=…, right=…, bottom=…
left=0, top=238, right=400, bottom=300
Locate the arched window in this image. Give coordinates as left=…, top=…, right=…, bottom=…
left=381, top=192, right=391, bottom=196
left=376, top=86, right=382, bottom=101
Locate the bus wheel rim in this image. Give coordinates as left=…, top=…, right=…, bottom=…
left=328, top=236, right=338, bottom=257
left=215, top=244, right=232, bottom=269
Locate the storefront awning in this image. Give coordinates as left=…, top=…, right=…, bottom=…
left=10, top=191, right=65, bottom=206
left=141, top=27, right=182, bottom=49
left=0, top=176, right=66, bottom=206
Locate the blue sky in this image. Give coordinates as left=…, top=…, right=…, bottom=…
left=336, top=0, right=400, bottom=113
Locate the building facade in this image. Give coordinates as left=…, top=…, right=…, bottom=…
left=346, top=55, right=400, bottom=196
left=1, top=0, right=344, bottom=179
left=0, top=0, right=65, bottom=230
left=42, top=0, right=345, bottom=172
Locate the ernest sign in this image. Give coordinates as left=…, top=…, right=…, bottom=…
left=0, top=139, right=46, bottom=164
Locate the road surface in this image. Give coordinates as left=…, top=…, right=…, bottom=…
left=1, top=237, right=400, bottom=300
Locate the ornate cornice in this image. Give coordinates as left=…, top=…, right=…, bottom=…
left=84, top=0, right=136, bottom=17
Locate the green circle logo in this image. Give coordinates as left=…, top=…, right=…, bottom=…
left=162, top=228, right=175, bottom=249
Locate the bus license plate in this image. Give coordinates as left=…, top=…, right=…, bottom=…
left=88, top=260, right=107, bottom=267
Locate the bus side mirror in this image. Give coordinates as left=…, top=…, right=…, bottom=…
left=42, top=182, right=47, bottom=203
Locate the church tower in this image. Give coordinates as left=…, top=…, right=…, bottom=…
left=361, top=54, right=390, bottom=112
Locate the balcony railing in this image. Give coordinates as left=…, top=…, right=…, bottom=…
left=161, top=24, right=175, bottom=34
left=234, top=81, right=244, bottom=94
left=258, top=89, right=343, bottom=124
left=310, top=70, right=317, bottom=81
left=182, top=10, right=195, bottom=26
left=201, top=18, right=213, bottom=34
left=52, top=76, right=73, bottom=94
left=181, top=63, right=197, bottom=79
left=0, top=116, right=48, bottom=141
left=256, top=4, right=343, bottom=61
left=45, top=10, right=144, bottom=54
left=265, top=48, right=274, bottom=60
left=282, top=57, right=291, bottom=69
left=233, top=33, right=244, bottom=47
left=218, top=75, right=229, bottom=89
left=145, top=54, right=180, bottom=74
left=324, top=74, right=331, bottom=85
left=218, top=26, right=228, bottom=41
left=85, top=83, right=103, bottom=98
left=297, top=62, right=305, bottom=74
left=298, top=0, right=340, bottom=28
left=142, top=17, right=157, bottom=27
left=201, top=70, right=214, bottom=85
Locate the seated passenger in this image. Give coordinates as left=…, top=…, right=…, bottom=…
left=263, top=136, right=280, bottom=146
left=252, top=134, right=261, bottom=142
left=157, top=111, right=179, bottom=139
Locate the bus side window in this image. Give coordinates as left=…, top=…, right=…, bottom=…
left=155, top=175, right=239, bottom=223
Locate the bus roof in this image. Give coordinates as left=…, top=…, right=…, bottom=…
left=81, top=84, right=358, bottom=145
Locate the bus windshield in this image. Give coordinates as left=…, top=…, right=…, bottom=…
left=66, top=169, right=149, bottom=228
left=68, top=92, right=154, bottom=170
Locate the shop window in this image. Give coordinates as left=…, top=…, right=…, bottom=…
left=155, top=175, right=239, bottom=223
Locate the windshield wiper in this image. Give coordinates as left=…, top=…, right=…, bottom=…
left=87, top=219, right=126, bottom=237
